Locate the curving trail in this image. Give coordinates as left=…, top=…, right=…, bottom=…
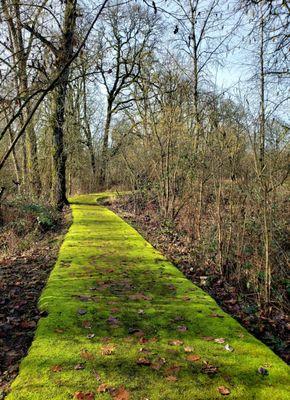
left=7, top=194, right=289, bottom=400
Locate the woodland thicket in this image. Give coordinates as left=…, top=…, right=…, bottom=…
left=0, top=0, right=289, bottom=317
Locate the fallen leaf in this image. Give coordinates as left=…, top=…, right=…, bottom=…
left=214, top=338, right=226, bottom=344
left=209, top=313, right=224, bottom=318
left=74, top=391, right=84, bottom=400
left=129, top=293, right=151, bottom=301
left=166, top=375, right=177, bottom=382
left=224, top=344, right=234, bottom=352
left=51, top=365, right=62, bottom=372
left=82, top=320, right=92, bottom=329
left=151, top=357, right=166, bottom=370
left=101, top=344, right=115, bottom=355
left=74, top=363, right=85, bottom=370
left=75, top=295, right=91, bottom=302
left=75, top=392, right=95, bottom=400
left=87, top=333, right=95, bottom=339
left=80, top=350, right=95, bottom=360
left=173, top=316, right=184, bottom=322
left=168, top=339, right=183, bottom=346
left=218, top=386, right=231, bottom=395
left=137, top=357, right=151, bottom=366
left=139, top=347, right=151, bottom=353
left=111, top=386, right=130, bottom=400
left=186, top=354, right=200, bottom=362
left=74, top=391, right=95, bottom=400
left=202, top=361, right=219, bottom=375
left=184, top=346, right=193, bottom=353
left=177, top=325, right=188, bottom=332
left=128, top=327, right=142, bottom=334
left=97, top=384, right=109, bottom=393
left=54, top=328, right=65, bottom=334
left=202, top=336, right=214, bottom=341
left=107, top=316, right=119, bottom=326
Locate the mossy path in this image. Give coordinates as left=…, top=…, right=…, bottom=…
left=7, top=194, right=289, bottom=400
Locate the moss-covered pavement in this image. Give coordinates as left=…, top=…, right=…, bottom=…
left=7, top=194, right=289, bottom=400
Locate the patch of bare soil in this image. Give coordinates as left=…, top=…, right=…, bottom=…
left=110, top=199, right=289, bottom=365
left=0, top=211, right=70, bottom=399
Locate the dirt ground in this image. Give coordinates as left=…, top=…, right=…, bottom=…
left=0, top=218, right=69, bottom=399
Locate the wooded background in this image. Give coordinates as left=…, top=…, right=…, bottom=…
left=0, top=0, right=289, bottom=320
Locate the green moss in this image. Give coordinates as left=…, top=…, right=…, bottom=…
left=7, top=194, right=289, bottom=399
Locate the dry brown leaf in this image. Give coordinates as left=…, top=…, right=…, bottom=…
left=214, top=338, right=226, bottom=344
left=129, top=293, right=151, bottom=301
left=82, top=320, right=92, bottom=329
left=168, top=339, right=183, bottom=346
left=202, top=336, right=214, bottom=341
left=184, top=346, right=193, bottom=353
left=218, top=386, right=231, bottom=395
left=74, top=363, right=85, bottom=370
left=80, top=350, right=95, bottom=360
left=111, top=386, right=130, bottom=400
left=151, top=357, right=166, bottom=370
left=202, top=361, right=219, bottom=375
left=186, top=354, right=200, bottom=362
left=136, top=357, right=151, bottom=366
left=165, top=365, right=181, bottom=375
left=101, top=344, right=116, bottom=355
left=51, top=365, right=62, bottom=372
left=54, top=328, right=65, bottom=334
left=74, top=391, right=95, bottom=400
left=177, top=325, right=188, bottom=332
left=209, top=313, right=224, bottom=318
left=166, top=375, right=177, bottom=382
left=97, top=384, right=109, bottom=393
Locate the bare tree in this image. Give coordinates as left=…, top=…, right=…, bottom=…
left=95, top=2, right=159, bottom=188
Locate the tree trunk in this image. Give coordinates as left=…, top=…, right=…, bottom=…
left=82, top=74, right=96, bottom=187
left=259, top=4, right=271, bottom=308
left=51, top=0, right=77, bottom=209
left=99, top=99, right=113, bottom=189
left=2, top=0, right=41, bottom=196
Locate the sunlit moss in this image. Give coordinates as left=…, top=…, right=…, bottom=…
left=7, top=194, right=289, bottom=399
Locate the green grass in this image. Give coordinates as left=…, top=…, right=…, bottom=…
left=7, top=193, right=289, bottom=399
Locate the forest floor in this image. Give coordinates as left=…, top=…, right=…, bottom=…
left=0, top=211, right=70, bottom=399
left=109, top=198, right=289, bottom=364
left=6, top=194, right=289, bottom=400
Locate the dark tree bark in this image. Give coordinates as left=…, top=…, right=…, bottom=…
left=51, top=0, right=77, bottom=209
left=99, top=98, right=113, bottom=189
